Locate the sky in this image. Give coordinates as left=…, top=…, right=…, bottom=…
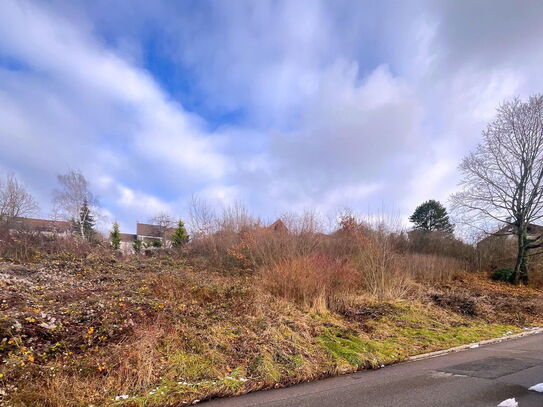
left=1, top=0, right=543, bottom=233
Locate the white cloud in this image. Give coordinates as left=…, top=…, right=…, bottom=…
left=2, top=0, right=543, bottom=229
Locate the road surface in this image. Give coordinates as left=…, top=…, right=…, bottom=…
left=204, top=333, right=543, bottom=407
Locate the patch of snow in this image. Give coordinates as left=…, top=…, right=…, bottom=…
left=469, top=344, right=480, bottom=349
left=497, top=398, right=518, bottom=407
left=529, top=382, right=543, bottom=392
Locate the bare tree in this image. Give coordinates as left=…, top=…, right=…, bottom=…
left=148, top=211, right=175, bottom=240
left=451, top=95, right=543, bottom=284
left=53, top=170, right=97, bottom=239
left=187, top=195, right=217, bottom=237
left=0, top=174, right=39, bottom=223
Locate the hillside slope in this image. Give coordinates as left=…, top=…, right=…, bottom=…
left=1, top=254, right=542, bottom=406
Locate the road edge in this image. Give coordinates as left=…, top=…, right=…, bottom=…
left=407, top=328, right=543, bottom=362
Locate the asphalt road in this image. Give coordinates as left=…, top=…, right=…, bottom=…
left=204, top=333, right=543, bottom=407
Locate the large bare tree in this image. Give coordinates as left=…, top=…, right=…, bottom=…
left=451, top=95, right=543, bottom=284
left=53, top=170, right=97, bottom=239
left=0, top=174, right=39, bottom=223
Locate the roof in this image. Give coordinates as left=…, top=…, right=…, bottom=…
left=136, top=222, right=175, bottom=238
left=11, top=217, right=71, bottom=233
left=478, top=223, right=543, bottom=244
left=268, top=219, right=288, bottom=233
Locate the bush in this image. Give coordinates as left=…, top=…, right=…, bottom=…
left=400, top=253, right=469, bottom=283
left=491, top=268, right=515, bottom=283
left=260, top=255, right=359, bottom=312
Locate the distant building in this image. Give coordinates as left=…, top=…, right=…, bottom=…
left=119, top=222, right=176, bottom=252
left=477, top=223, right=543, bottom=269
left=268, top=219, right=288, bottom=233
left=4, top=217, right=72, bottom=236
left=477, top=223, right=543, bottom=246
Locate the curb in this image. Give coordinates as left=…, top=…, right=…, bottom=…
left=407, top=328, right=543, bottom=362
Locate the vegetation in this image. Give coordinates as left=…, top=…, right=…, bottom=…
left=72, top=199, right=96, bottom=241
left=491, top=268, right=515, bottom=283
left=0, top=174, right=39, bottom=222
left=132, top=238, right=142, bottom=253
left=409, top=200, right=454, bottom=233
left=1, top=207, right=542, bottom=406
left=452, top=95, right=543, bottom=284
left=110, top=222, right=121, bottom=250
left=171, top=220, right=189, bottom=248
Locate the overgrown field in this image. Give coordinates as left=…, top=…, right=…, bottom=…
left=1, top=252, right=542, bottom=407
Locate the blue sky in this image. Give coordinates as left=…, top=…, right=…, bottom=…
left=1, top=0, right=543, bottom=233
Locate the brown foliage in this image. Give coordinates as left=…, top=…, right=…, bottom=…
left=260, top=254, right=359, bottom=312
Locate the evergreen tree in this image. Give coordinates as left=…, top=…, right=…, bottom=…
left=409, top=200, right=454, bottom=233
left=171, top=220, right=190, bottom=248
left=110, top=222, right=121, bottom=250
left=72, top=199, right=95, bottom=240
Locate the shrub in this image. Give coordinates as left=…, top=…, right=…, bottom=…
left=260, top=255, right=359, bottom=312
left=400, top=253, right=468, bottom=283
left=491, top=268, right=515, bottom=283
left=131, top=238, right=141, bottom=253
left=351, top=223, right=414, bottom=299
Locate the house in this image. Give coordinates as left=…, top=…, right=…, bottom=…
left=477, top=223, right=543, bottom=246
left=3, top=217, right=72, bottom=236
left=119, top=222, right=176, bottom=252
left=477, top=222, right=543, bottom=269
left=268, top=219, right=288, bottom=233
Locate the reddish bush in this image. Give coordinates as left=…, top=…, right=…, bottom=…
left=260, top=254, right=359, bottom=312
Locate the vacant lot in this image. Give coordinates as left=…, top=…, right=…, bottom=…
left=1, top=251, right=542, bottom=407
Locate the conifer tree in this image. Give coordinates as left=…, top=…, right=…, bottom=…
left=171, top=220, right=190, bottom=248
left=72, top=199, right=95, bottom=240
left=110, top=222, right=121, bottom=250
left=409, top=200, right=454, bottom=233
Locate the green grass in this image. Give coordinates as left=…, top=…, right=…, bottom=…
left=317, top=302, right=520, bottom=371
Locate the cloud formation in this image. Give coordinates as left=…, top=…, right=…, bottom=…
left=1, top=0, right=542, bottom=232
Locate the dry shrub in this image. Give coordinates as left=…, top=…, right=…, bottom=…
left=0, top=230, right=40, bottom=261
left=245, top=229, right=323, bottom=268
left=353, top=234, right=413, bottom=299
left=400, top=253, right=469, bottom=283
left=188, top=208, right=326, bottom=271
left=260, top=255, right=359, bottom=312
left=0, top=225, right=112, bottom=262
left=408, top=229, right=476, bottom=264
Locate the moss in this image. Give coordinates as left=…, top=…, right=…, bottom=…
left=318, top=328, right=369, bottom=368
left=166, top=351, right=222, bottom=380
left=252, top=352, right=282, bottom=382
left=318, top=303, right=521, bottom=372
